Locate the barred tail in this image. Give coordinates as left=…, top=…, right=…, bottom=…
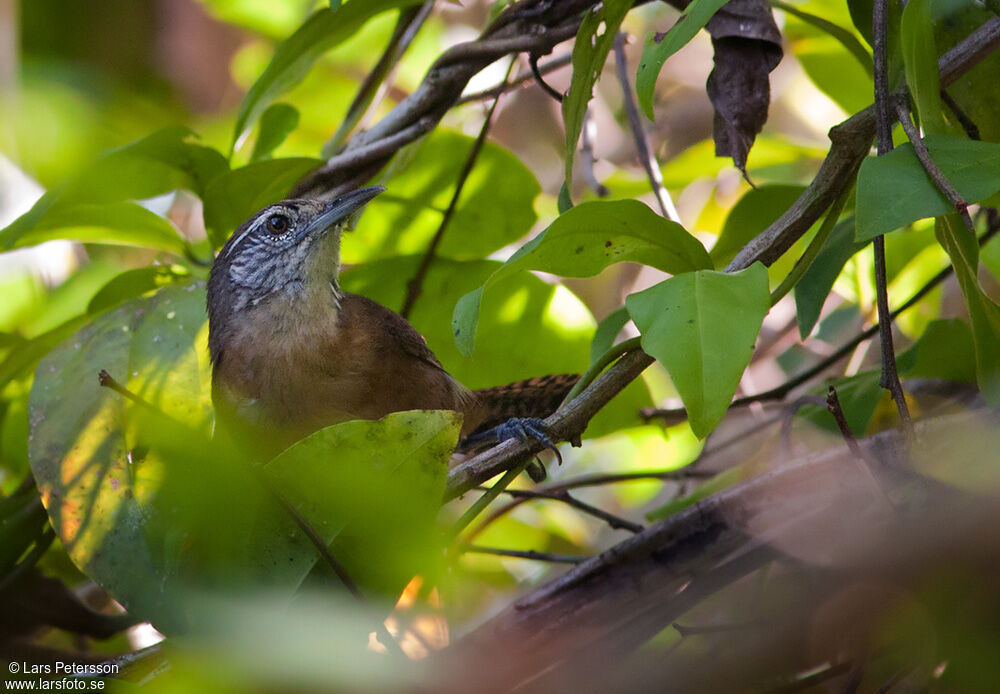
left=470, top=374, right=580, bottom=434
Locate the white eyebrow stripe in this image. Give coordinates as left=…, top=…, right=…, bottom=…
left=223, top=219, right=260, bottom=258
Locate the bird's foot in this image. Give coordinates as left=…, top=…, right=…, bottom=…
left=462, top=417, right=563, bottom=466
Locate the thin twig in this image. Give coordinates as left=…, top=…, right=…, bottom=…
left=461, top=545, right=587, bottom=564
left=895, top=99, right=976, bottom=234
left=825, top=386, right=865, bottom=458
left=870, top=0, right=912, bottom=431
left=400, top=58, right=515, bottom=318
left=529, top=52, right=564, bottom=101
left=456, top=53, right=572, bottom=104
left=479, top=487, right=644, bottom=533
left=612, top=33, right=681, bottom=223
left=940, top=89, right=981, bottom=140
left=323, top=2, right=435, bottom=156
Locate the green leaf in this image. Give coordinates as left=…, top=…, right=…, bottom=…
left=771, top=0, right=872, bottom=76
left=262, top=411, right=455, bottom=599
left=0, top=128, right=227, bottom=251
left=452, top=199, right=711, bottom=356
left=3, top=202, right=187, bottom=254
left=856, top=136, right=1000, bottom=242
left=794, top=216, right=865, bottom=337
left=636, top=0, right=729, bottom=119
left=87, top=265, right=193, bottom=314
left=900, top=0, right=945, bottom=135
left=250, top=103, right=300, bottom=162
left=711, top=184, right=807, bottom=267
left=935, top=215, right=1000, bottom=406
left=202, top=157, right=322, bottom=248
left=231, top=0, right=423, bottom=152
left=591, top=307, right=630, bottom=362
left=562, top=1, right=634, bottom=198
left=342, top=256, right=652, bottom=438
left=342, top=131, right=540, bottom=263
left=897, top=318, right=976, bottom=383
left=626, top=263, right=770, bottom=438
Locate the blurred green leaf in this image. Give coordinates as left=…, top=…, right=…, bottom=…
left=794, top=216, right=864, bottom=338
left=900, top=0, right=946, bottom=134
left=711, top=184, right=807, bottom=267
left=4, top=202, right=187, bottom=254
left=343, top=130, right=540, bottom=263
left=636, top=0, right=729, bottom=119
left=0, top=128, right=227, bottom=252
left=452, top=200, right=711, bottom=356
left=856, top=136, right=1000, bottom=242
left=250, top=103, right=301, bottom=162
left=87, top=265, right=193, bottom=314
left=897, top=318, right=976, bottom=383
left=626, top=263, right=769, bottom=438
left=263, top=410, right=456, bottom=599
left=202, top=157, right=322, bottom=248
left=934, top=1, right=1000, bottom=142
left=935, top=215, right=1000, bottom=406
left=231, top=0, right=423, bottom=152
left=771, top=0, right=872, bottom=76
left=343, top=256, right=652, bottom=438
left=562, top=0, right=633, bottom=198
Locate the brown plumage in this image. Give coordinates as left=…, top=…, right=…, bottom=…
left=207, top=190, right=578, bottom=456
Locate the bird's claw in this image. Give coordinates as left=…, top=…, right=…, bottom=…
left=462, top=417, right=562, bottom=465
left=490, top=417, right=562, bottom=466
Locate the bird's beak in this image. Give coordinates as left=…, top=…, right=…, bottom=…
left=304, top=185, right=385, bottom=237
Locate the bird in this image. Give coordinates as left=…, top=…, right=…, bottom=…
left=206, top=186, right=578, bottom=459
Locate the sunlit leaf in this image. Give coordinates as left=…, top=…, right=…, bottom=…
left=452, top=200, right=711, bottom=356
left=626, top=263, right=769, bottom=438
left=0, top=128, right=226, bottom=252
left=343, top=130, right=540, bottom=264
left=87, top=265, right=193, bottom=314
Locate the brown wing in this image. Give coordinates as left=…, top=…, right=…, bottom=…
left=337, top=293, right=476, bottom=422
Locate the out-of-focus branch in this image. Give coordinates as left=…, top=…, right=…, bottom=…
left=434, top=410, right=994, bottom=692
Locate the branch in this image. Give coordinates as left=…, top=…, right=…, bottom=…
left=445, top=349, right=653, bottom=501
left=727, top=16, right=1000, bottom=271
left=435, top=410, right=994, bottom=691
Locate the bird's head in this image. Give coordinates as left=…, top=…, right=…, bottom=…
left=207, top=186, right=383, bottom=360
left=209, top=186, right=383, bottom=308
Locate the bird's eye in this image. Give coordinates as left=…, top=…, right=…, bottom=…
left=265, top=214, right=289, bottom=235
